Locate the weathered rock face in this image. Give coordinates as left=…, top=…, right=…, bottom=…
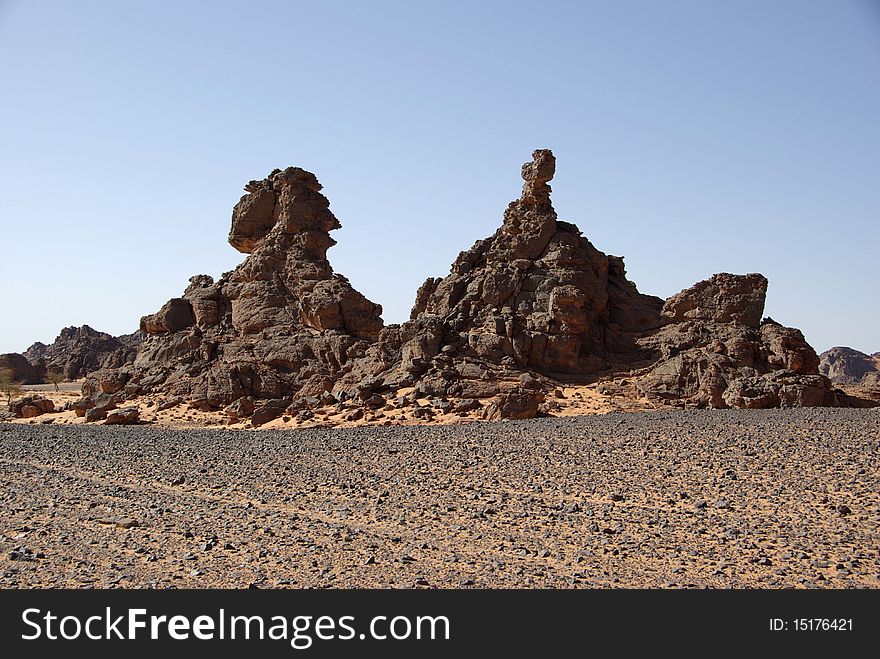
left=0, top=353, right=45, bottom=384
left=82, top=166, right=384, bottom=418
left=819, top=347, right=880, bottom=386
left=23, top=326, right=140, bottom=380
left=339, top=149, right=665, bottom=402
left=77, top=150, right=846, bottom=421
left=660, top=273, right=768, bottom=327
left=634, top=308, right=837, bottom=409
left=339, top=151, right=841, bottom=412
left=9, top=395, right=55, bottom=418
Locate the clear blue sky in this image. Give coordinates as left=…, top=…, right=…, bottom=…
left=1, top=0, right=878, bottom=355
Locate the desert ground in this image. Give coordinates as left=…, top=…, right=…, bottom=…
left=1, top=408, right=877, bottom=589
left=8, top=381, right=653, bottom=430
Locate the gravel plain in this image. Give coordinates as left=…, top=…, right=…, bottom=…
left=1, top=408, right=878, bottom=588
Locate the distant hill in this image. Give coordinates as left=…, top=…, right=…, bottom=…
left=0, top=352, right=45, bottom=384
left=819, top=347, right=880, bottom=386
left=22, top=325, right=142, bottom=381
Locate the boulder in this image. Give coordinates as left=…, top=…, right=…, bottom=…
left=85, top=406, right=108, bottom=422
left=10, top=395, right=55, bottom=418
left=250, top=398, right=291, bottom=427
left=140, top=299, right=196, bottom=335
left=483, top=388, right=546, bottom=420
left=225, top=397, right=255, bottom=421
left=105, top=407, right=140, bottom=425
left=661, top=273, right=768, bottom=328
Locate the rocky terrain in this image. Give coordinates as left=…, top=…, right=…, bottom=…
left=0, top=353, right=44, bottom=384
left=819, top=347, right=880, bottom=405
left=63, top=150, right=860, bottom=428
left=819, top=347, right=879, bottom=385
left=24, top=325, right=142, bottom=380
left=820, top=347, right=879, bottom=381
left=1, top=326, right=141, bottom=391
left=1, top=409, right=877, bottom=588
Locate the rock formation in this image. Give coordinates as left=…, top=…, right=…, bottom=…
left=632, top=289, right=838, bottom=408
left=9, top=395, right=54, bottom=418
left=77, top=150, right=850, bottom=423
left=818, top=347, right=880, bottom=404
left=340, top=150, right=842, bottom=412
left=24, top=325, right=141, bottom=380
left=81, top=166, right=384, bottom=421
left=819, top=347, right=880, bottom=386
left=0, top=353, right=45, bottom=384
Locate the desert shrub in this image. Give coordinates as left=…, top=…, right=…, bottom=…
left=0, top=368, right=22, bottom=405
left=46, top=369, right=65, bottom=392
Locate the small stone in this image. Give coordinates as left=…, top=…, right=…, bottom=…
left=837, top=505, right=852, bottom=515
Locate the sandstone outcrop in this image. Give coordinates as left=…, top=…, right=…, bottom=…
left=80, top=166, right=384, bottom=424
left=340, top=150, right=839, bottom=411
left=9, top=395, right=55, bottom=418
left=24, top=326, right=141, bottom=380
left=819, top=347, right=880, bottom=386
left=818, top=347, right=880, bottom=404
left=76, top=150, right=847, bottom=422
left=631, top=291, right=839, bottom=408
left=337, top=149, right=664, bottom=405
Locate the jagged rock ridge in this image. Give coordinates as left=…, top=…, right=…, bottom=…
left=819, top=347, right=880, bottom=386
left=340, top=150, right=845, bottom=413
left=23, top=325, right=141, bottom=380
left=76, top=150, right=854, bottom=424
